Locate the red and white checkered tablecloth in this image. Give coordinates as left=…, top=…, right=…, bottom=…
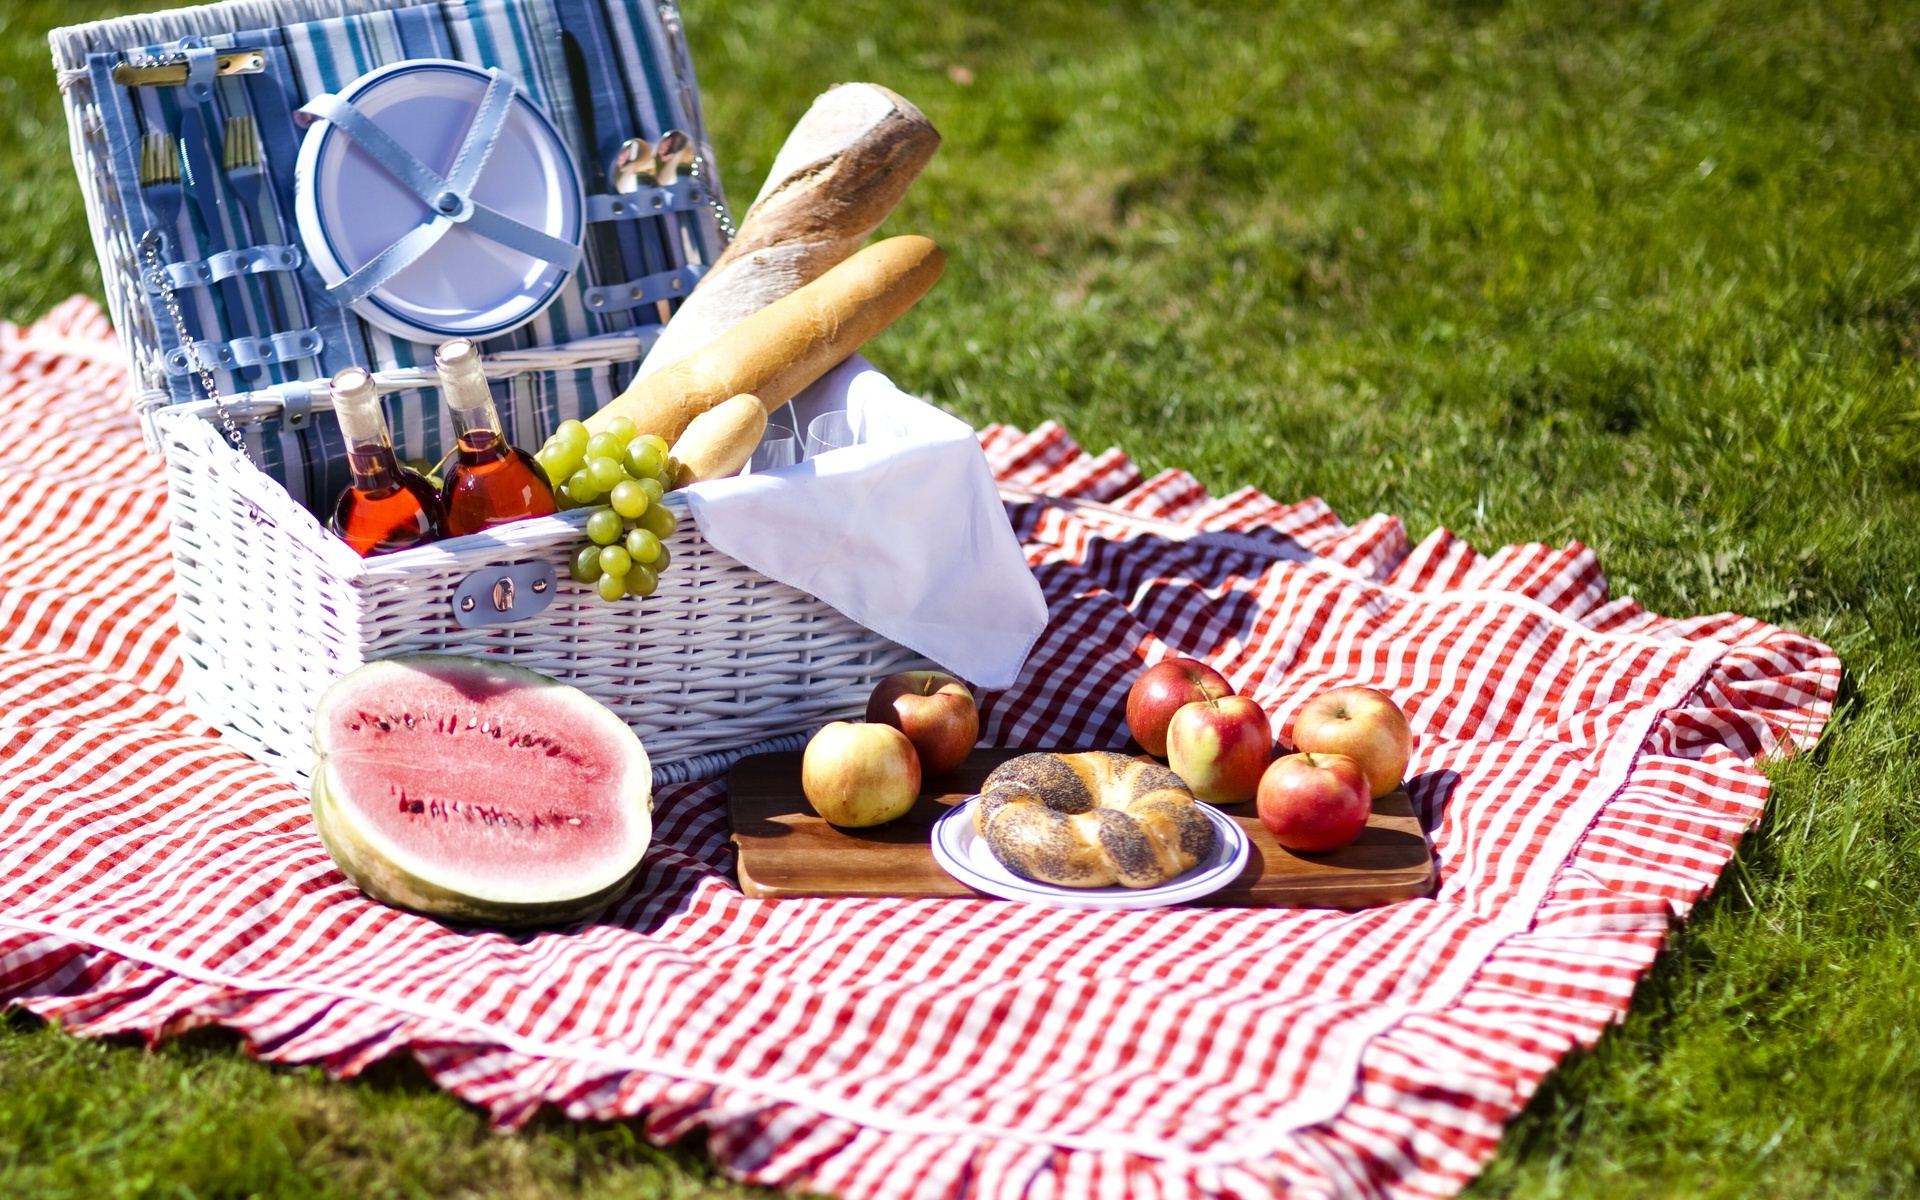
left=0, top=299, right=1839, bottom=1199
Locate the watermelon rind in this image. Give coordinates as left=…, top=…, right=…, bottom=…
left=310, top=654, right=653, bottom=929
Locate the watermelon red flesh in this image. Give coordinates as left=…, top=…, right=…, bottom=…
left=312, top=656, right=651, bottom=922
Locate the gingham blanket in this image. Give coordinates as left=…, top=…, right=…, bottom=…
left=0, top=298, right=1839, bottom=1200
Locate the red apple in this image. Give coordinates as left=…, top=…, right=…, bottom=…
left=801, top=721, right=922, bottom=828
left=1126, top=657, right=1234, bottom=757
left=1256, top=752, right=1371, bottom=852
left=1291, top=686, right=1413, bottom=799
left=866, top=670, right=980, bottom=775
left=1165, top=694, right=1273, bottom=804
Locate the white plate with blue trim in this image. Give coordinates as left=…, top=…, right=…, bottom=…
left=295, top=58, right=584, bottom=343
left=930, top=797, right=1250, bottom=910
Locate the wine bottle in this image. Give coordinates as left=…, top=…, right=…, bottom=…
left=328, top=367, right=447, bottom=557
left=435, top=338, right=558, bottom=535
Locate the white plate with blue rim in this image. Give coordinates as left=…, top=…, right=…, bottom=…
left=294, top=58, right=584, bottom=344
left=930, top=797, right=1250, bottom=911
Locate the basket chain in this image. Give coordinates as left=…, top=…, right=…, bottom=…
left=126, top=40, right=246, bottom=456
left=689, top=154, right=735, bottom=245
left=139, top=228, right=246, bottom=454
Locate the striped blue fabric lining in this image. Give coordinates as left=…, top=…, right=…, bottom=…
left=97, top=0, right=722, bottom=510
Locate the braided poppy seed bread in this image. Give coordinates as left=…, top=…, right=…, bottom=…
left=974, top=752, right=1218, bottom=888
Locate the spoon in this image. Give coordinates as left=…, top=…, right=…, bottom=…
left=608, top=136, right=676, bottom=322
left=649, top=129, right=695, bottom=187
left=648, top=129, right=704, bottom=270
left=610, top=137, right=651, bottom=195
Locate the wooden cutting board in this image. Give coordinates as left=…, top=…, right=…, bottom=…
left=727, top=747, right=1436, bottom=908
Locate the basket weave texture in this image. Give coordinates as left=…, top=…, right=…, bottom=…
left=58, top=0, right=932, bottom=784
left=159, top=409, right=927, bottom=787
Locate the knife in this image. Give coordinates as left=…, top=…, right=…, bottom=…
left=178, top=105, right=263, bottom=384
left=560, top=31, right=643, bottom=321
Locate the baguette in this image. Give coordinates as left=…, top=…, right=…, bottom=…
left=635, top=84, right=939, bottom=379
left=588, top=234, right=945, bottom=442
left=669, top=394, right=768, bottom=487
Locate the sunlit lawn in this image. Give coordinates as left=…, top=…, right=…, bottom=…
left=3, top=0, right=1916, bottom=1195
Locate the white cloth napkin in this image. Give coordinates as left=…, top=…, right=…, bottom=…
left=681, top=357, right=1048, bottom=689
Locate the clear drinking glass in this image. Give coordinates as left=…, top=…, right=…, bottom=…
left=744, top=419, right=801, bottom=474
left=804, top=410, right=860, bottom=458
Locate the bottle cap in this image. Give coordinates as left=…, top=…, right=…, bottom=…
left=434, top=338, right=491, bottom=411
left=434, top=338, right=479, bottom=370
left=330, top=365, right=375, bottom=402
left=329, top=367, right=389, bottom=442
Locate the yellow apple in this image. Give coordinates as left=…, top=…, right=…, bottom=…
left=801, top=721, right=922, bottom=827
left=1290, top=687, right=1412, bottom=799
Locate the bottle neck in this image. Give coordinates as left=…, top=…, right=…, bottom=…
left=439, top=355, right=504, bottom=447
left=332, top=380, right=404, bottom=494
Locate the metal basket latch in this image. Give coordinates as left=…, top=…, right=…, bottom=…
left=452, top=561, right=556, bottom=628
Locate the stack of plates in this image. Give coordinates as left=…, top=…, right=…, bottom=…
left=295, top=59, right=584, bottom=343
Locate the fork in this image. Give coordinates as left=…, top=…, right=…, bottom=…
left=138, top=127, right=204, bottom=360
left=138, top=130, right=183, bottom=254
left=222, top=115, right=290, bottom=330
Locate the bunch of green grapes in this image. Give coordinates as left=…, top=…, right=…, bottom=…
left=535, top=417, right=679, bottom=602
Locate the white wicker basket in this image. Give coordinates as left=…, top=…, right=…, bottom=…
left=55, top=0, right=932, bottom=786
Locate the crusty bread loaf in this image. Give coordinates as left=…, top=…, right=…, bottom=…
left=636, top=83, right=940, bottom=379
left=974, top=752, right=1217, bottom=888
left=669, top=393, right=767, bottom=486
left=587, top=234, right=945, bottom=443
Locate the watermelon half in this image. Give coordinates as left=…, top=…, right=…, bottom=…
left=310, top=655, right=653, bottom=928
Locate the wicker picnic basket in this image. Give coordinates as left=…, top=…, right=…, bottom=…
left=51, top=0, right=929, bottom=786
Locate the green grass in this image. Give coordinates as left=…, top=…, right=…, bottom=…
left=4, top=0, right=1918, bottom=1195
left=0, top=1023, right=776, bottom=1199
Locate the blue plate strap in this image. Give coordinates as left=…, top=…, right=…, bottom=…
left=464, top=202, right=585, bottom=264
left=326, top=220, right=454, bottom=306
left=297, top=91, right=448, bottom=204
left=443, top=69, right=516, bottom=196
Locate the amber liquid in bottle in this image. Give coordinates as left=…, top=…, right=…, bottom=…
left=434, top=338, right=557, bottom=536
left=328, top=367, right=446, bottom=557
